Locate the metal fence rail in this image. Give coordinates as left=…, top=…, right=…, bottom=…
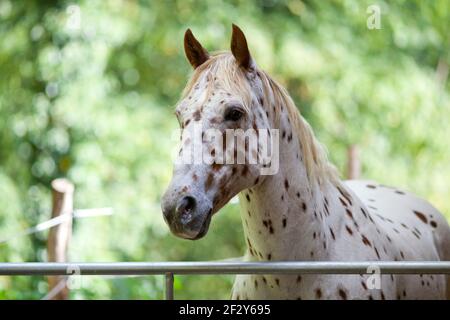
left=1, top=261, right=449, bottom=300
left=2, top=261, right=450, bottom=275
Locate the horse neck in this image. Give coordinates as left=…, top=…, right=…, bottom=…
left=239, top=104, right=346, bottom=261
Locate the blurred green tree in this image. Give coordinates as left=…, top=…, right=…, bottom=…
left=0, top=0, right=448, bottom=299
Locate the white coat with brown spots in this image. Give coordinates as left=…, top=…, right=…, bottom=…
left=161, top=25, right=450, bottom=300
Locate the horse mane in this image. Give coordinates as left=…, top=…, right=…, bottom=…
left=260, top=70, right=340, bottom=185
left=181, top=52, right=340, bottom=186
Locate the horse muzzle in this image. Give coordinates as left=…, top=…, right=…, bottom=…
left=161, top=191, right=213, bottom=240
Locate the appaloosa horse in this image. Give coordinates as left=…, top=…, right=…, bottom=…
left=161, top=25, right=450, bottom=299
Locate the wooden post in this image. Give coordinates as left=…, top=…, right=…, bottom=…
left=346, top=145, right=360, bottom=180
left=47, top=178, right=74, bottom=300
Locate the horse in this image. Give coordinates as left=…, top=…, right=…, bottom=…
left=161, top=24, right=450, bottom=300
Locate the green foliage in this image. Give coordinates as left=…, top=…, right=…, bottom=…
left=0, top=0, right=448, bottom=299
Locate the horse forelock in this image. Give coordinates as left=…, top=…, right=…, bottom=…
left=181, top=52, right=253, bottom=112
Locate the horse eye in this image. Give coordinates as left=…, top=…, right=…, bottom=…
left=224, top=107, right=244, bottom=122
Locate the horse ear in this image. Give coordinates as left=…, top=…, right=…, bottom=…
left=230, top=24, right=252, bottom=69
left=184, top=29, right=209, bottom=69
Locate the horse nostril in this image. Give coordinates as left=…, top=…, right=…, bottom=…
left=176, top=196, right=196, bottom=218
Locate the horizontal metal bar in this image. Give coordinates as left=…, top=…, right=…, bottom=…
left=0, top=261, right=449, bottom=276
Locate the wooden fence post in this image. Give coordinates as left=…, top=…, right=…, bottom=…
left=346, top=144, right=360, bottom=180
left=47, top=178, right=74, bottom=300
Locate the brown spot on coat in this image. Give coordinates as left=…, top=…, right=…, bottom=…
left=324, top=203, right=330, bottom=216
left=193, top=110, right=201, bottom=121
left=287, top=133, right=293, bottom=142
left=337, top=186, right=353, bottom=206
left=374, top=247, right=380, bottom=259
left=315, top=288, right=322, bottom=299
left=361, top=235, right=372, bottom=247
left=345, top=225, right=353, bottom=235
left=338, top=289, right=347, bottom=300
left=329, top=227, right=335, bottom=240
left=346, top=209, right=353, bottom=219
left=361, top=281, right=367, bottom=290
left=413, top=210, right=428, bottom=224
left=413, top=227, right=422, bottom=235
left=361, top=208, right=368, bottom=218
